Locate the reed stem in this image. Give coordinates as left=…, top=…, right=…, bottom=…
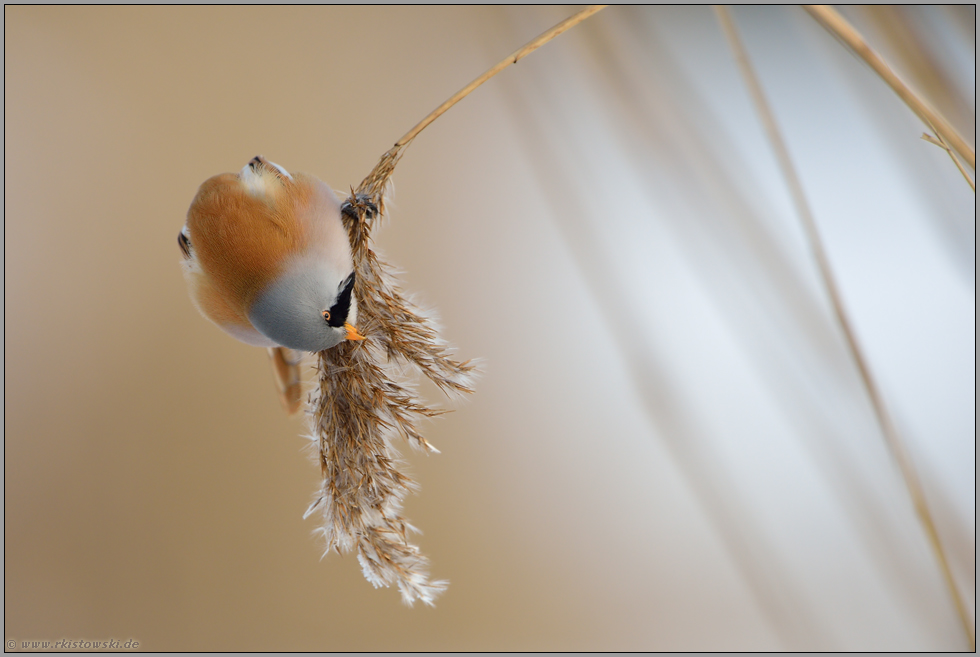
left=715, top=6, right=975, bottom=650
left=803, top=5, right=975, bottom=170
left=921, top=132, right=976, bottom=192
left=394, top=5, right=608, bottom=150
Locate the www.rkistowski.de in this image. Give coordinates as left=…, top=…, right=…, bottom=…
left=7, top=638, right=140, bottom=651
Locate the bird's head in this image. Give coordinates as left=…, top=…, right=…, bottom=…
left=248, top=260, right=363, bottom=352
left=237, top=156, right=365, bottom=352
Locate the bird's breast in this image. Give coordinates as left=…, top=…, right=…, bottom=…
left=183, top=169, right=350, bottom=348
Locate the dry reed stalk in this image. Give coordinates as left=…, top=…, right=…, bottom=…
left=802, top=4, right=975, bottom=171
left=304, top=5, right=607, bottom=605
left=394, top=4, right=608, bottom=150
left=714, top=6, right=976, bottom=649
left=921, top=132, right=976, bottom=192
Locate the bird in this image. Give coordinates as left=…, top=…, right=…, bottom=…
left=179, top=156, right=364, bottom=413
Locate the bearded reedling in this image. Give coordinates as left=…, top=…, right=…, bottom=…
left=179, top=156, right=364, bottom=412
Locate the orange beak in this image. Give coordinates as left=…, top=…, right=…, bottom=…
left=344, top=323, right=365, bottom=341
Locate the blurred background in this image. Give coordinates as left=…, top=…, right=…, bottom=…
left=4, top=5, right=975, bottom=651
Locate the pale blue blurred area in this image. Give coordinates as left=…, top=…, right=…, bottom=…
left=488, top=4, right=974, bottom=649
left=4, top=5, right=974, bottom=651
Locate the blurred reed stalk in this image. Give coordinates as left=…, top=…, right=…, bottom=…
left=714, top=6, right=975, bottom=649
left=803, top=4, right=975, bottom=172
left=305, top=5, right=607, bottom=605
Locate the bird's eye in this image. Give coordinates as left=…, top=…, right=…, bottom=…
left=322, top=310, right=331, bottom=322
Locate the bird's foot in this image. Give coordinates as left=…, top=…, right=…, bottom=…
left=341, top=191, right=379, bottom=221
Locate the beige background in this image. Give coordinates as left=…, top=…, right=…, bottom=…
left=5, top=6, right=975, bottom=651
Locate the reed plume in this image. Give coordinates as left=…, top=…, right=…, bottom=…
left=302, top=161, right=476, bottom=606
left=302, top=5, right=605, bottom=605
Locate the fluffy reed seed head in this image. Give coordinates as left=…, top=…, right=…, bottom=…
left=304, top=145, right=476, bottom=605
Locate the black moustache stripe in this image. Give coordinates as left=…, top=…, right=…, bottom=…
left=326, top=272, right=355, bottom=327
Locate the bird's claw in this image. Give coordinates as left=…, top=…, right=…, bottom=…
left=341, top=191, right=378, bottom=221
